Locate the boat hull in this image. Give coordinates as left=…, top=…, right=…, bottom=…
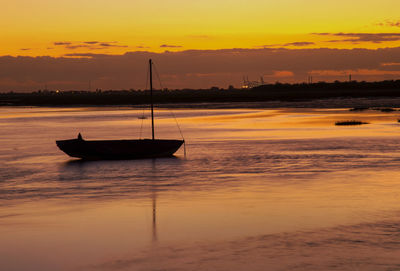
left=56, top=138, right=184, bottom=160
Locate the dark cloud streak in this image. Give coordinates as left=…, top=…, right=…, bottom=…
left=99, top=43, right=128, bottom=48
left=65, top=44, right=92, bottom=50
left=53, top=41, right=128, bottom=50
left=377, top=20, right=400, bottom=28
left=283, top=42, right=315, bottom=46
left=314, top=33, right=400, bottom=43
left=160, top=44, right=183, bottom=48
left=261, top=42, right=315, bottom=48
left=54, top=42, right=72, bottom=46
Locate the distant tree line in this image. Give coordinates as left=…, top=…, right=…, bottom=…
left=1, top=80, right=400, bottom=106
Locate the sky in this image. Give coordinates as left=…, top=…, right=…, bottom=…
left=1, top=0, right=400, bottom=91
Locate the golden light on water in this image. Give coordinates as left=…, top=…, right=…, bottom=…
left=2, top=107, right=400, bottom=270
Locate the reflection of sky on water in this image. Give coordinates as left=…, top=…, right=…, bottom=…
left=1, top=106, right=400, bottom=270
left=89, top=217, right=400, bottom=271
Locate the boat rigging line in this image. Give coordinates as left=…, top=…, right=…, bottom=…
left=139, top=63, right=150, bottom=139
left=152, top=62, right=186, bottom=157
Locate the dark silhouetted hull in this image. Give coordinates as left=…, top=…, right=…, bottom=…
left=56, top=138, right=184, bottom=160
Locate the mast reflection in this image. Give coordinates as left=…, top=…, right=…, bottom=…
left=151, top=159, right=158, bottom=243
left=152, top=188, right=157, bottom=243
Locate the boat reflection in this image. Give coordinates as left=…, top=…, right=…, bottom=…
left=62, top=155, right=181, bottom=166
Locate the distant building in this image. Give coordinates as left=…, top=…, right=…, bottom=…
left=242, top=76, right=265, bottom=89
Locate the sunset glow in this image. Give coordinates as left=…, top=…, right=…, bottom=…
left=3, top=0, right=400, bottom=55
left=1, top=0, right=400, bottom=90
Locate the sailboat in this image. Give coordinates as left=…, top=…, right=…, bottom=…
left=56, top=59, right=184, bottom=160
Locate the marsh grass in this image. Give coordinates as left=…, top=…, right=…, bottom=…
left=349, top=107, right=369, bottom=111
left=335, top=120, right=369, bottom=126
left=375, top=108, right=397, bottom=112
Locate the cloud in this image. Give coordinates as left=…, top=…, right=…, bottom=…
left=387, top=21, right=400, bottom=27
left=99, top=42, right=128, bottom=48
left=99, top=43, right=113, bottom=47
left=1, top=47, right=400, bottom=91
left=65, top=44, right=92, bottom=49
left=64, top=53, right=113, bottom=58
left=272, top=71, right=294, bottom=77
left=54, top=42, right=72, bottom=46
left=377, top=20, right=400, bottom=28
left=283, top=42, right=315, bottom=47
left=260, top=42, right=315, bottom=48
left=160, top=44, right=183, bottom=48
left=53, top=41, right=128, bottom=50
left=310, top=69, right=400, bottom=77
left=19, top=48, right=31, bottom=51
left=381, top=62, right=400, bottom=67
left=314, top=32, right=400, bottom=43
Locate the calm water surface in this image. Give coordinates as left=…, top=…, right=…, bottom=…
left=1, top=106, right=400, bottom=271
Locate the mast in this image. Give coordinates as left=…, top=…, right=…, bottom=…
left=149, top=59, right=155, bottom=140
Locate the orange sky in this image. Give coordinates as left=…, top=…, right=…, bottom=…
left=2, top=0, right=400, bottom=56
left=1, top=0, right=400, bottom=90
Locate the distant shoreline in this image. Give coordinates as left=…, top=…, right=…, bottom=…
left=1, top=80, right=400, bottom=108
left=2, top=97, right=400, bottom=110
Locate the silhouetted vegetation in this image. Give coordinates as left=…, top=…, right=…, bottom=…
left=375, top=108, right=397, bottom=112
left=335, top=120, right=369, bottom=126
left=349, top=107, right=370, bottom=111
left=1, top=80, right=400, bottom=106
left=349, top=107, right=398, bottom=112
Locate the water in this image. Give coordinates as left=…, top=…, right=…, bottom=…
left=1, top=106, right=400, bottom=271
